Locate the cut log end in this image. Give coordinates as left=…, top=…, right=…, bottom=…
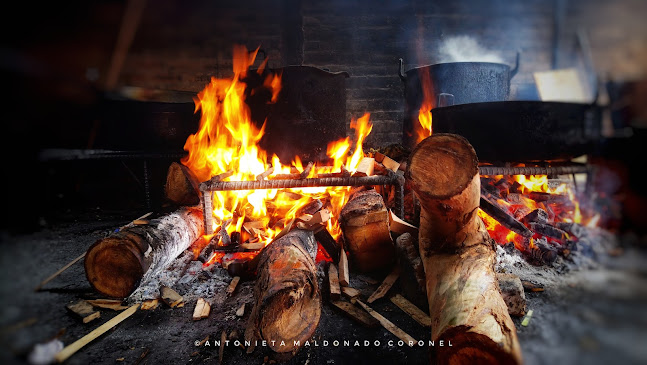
left=259, top=289, right=321, bottom=352
left=406, top=133, right=478, bottom=201
left=84, top=236, right=145, bottom=299
left=433, top=329, right=522, bottom=365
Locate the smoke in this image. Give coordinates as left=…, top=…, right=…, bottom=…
left=437, top=35, right=504, bottom=64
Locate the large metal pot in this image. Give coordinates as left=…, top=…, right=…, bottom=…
left=399, top=52, right=520, bottom=149
left=430, top=100, right=603, bottom=162
left=243, top=66, right=350, bottom=164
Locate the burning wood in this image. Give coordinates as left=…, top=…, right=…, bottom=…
left=84, top=207, right=203, bottom=298
left=245, top=228, right=320, bottom=354
left=407, top=134, right=522, bottom=365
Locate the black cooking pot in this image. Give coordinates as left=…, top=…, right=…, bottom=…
left=243, top=65, right=350, bottom=164
left=430, top=100, right=603, bottom=162
left=399, top=52, right=520, bottom=149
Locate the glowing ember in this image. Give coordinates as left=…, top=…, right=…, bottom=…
left=182, top=45, right=373, bottom=265
left=478, top=173, right=599, bottom=257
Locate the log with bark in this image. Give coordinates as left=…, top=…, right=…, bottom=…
left=406, top=134, right=522, bottom=365
left=164, top=162, right=201, bottom=206
left=84, top=206, right=204, bottom=298
left=339, top=189, right=395, bottom=272
left=245, top=228, right=321, bottom=354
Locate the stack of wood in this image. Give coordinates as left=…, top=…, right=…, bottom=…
left=406, top=134, right=523, bottom=365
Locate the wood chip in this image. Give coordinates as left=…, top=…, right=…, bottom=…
left=236, top=303, right=245, bottom=317
left=66, top=300, right=100, bottom=324
left=160, top=286, right=184, bottom=308
left=375, top=152, right=400, bottom=172
left=227, top=276, right=241, bottom=295
left=132, top=219, right=149, bottom=225
left=341, top=286, right=360, bottom=300
left=140, top=299, right=159, bottom=310
left=86, top=299, right=129, bottom=311
left=330, top=300, right=378, bottom=327
left=353, top=157, right=375, bottom=177
left=55, top=304, right=139, bottom=363
left=388, top=209, right=418, bottom=236
left=328, top=263, right=341, bottom=300
left=390, top=294, right=431, bottom=327
left=243, top=221, right=265, bottom=234
left=241, top=241, right=265, bottom=251
left=367, top=266, right=400, bottom=303
left=192, top=298, right=210, bottom=321
left=338, top=249, right=350, bottom=287
left=356, top=300, right=417, bottom=344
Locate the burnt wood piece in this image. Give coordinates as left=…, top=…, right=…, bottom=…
left=85, top=207, right=204, bottom=298
left=480, top=194, right=534, bottom=238
left=245, top=229, right=320, bottom=354
left=527, top=191, right=570, bottom=203
left=526, top=237, right=559, bottom=265
left=406, top=133, right=523, bottom=365
left=521, top=208, right=549, bottom=225
left=297, top=199, right=324, bottom=216
left=165, top=162, right=201, bottom=206
left=340, top=189, right=395, bottom=272
left=529, top=222, right=568, bottom=241
left=313, top=226, right=340, bottom=263
left=300, top=161, right=314, bottom=179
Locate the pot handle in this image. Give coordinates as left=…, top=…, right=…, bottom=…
left=509, top=50, right=520, bottom=78
left=398, top=58, right=407, bottom=81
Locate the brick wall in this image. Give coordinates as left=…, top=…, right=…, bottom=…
left=115, top=0, right=647, bottom=148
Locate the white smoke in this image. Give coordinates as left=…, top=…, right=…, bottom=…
left=437, top=35, right=504, bottom=63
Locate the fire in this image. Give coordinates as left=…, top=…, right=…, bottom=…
left=182, top=45, right=373, bottom=265
left=416, top=67, right=434, bottom=143
left=478, top=173, right=598, bottom=255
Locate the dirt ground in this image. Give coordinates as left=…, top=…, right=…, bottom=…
left=1, top=208, right=646, bottom=365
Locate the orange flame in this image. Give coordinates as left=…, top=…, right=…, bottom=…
left=182, top=46, right=373, bottom=261
left=479, top=173, right=597, bottom=252
left=416, top=68, right=434, bottom=143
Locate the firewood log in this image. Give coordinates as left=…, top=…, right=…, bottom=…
left=164, top=162, right=201, bottom=206
left=245, top=228, right=320, bottom=354
left=406, top=134, right=522, bottom=365
left=339, top=189, right=395, bottom=272
left=84, top=207, right=204, bottom=298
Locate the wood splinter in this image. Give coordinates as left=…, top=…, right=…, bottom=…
left=192, top=298, right=210, bottom=321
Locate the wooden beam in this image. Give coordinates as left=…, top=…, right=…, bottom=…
left=367, top=266, right=400, bottom=303
left=390, top=294, right=431, bottom=327
left=356, top=300, right=417, bottom=344
left=329, top=300, right=378, bottom=327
